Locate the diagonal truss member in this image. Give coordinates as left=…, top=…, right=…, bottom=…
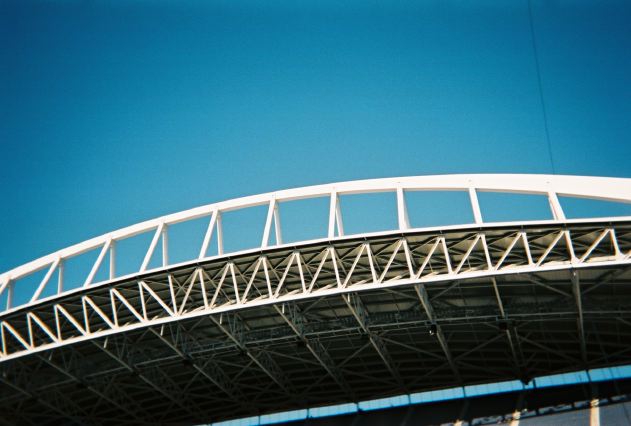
left=210, top=313, right=296, bottom=398
left=343, top=292, right=404, bottom=387
left=414, top=283, right=462, bottom=383
left=274, top=302, right=355, bottom=399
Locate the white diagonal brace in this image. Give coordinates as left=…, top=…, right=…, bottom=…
left=328, top=191, right=344, bottom=238
left=262, top=198, right=282, bottom=248
left=274, top=302, right=354, bottom=398
left=469, top=188, right=483, bottom=224
left=414, top=284, right=462, bottom=383
left=490, top=278, right=524, bottom=377
left=396, top=187, right=410, bottom=230
left=572, top=270, right=587, bottom=365
left=147, top=326, right=247, bottom=405
left=548, top=191, right=566, bottom=220
left=343, top=293, right=403, bottom=386
left=84, top=239, right=111, bottom=287
left=31, top=257, right=61, bottom=302
left=199, top=210, right=218, bottom=259
left=210, top=314, right=293, bottom=396
left=140, top=223, right=164, bottom=272
left=91, top=338, right=206, bottom=420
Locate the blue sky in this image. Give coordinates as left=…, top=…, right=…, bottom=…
left=2, top=0, right=631, bottom=273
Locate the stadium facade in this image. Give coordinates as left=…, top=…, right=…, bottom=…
left=0, top=174, right=630, bottom=425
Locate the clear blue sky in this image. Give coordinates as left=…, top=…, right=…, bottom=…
left=2, top=0, right=631, bottom=273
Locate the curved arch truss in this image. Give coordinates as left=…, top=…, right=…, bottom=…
left=1, top=221, right=631, bottom=362
left=1, top=174, right=631, bottom=424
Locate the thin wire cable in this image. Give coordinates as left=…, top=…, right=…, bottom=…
left=527, top=0, right=556, bottom=174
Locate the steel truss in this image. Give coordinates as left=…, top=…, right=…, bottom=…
left=0, top=221, right=630, bottom=423
left=1, top=174, right=631, bottom=424
left=1, top=221, right=629, bottom=362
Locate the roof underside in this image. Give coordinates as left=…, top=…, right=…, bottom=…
left=1, top=222, right=631, bottom=425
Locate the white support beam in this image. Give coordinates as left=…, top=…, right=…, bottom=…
left=396, top=187, right=410, bottom=230
left=343, top=293, right=403, bottom=386
left=0, top=224, right=629, bottom=364
left=274, top=302, right=354, bottom=398
left=590, top=398, right=600, bottom=426
left=414, top=284, right=462, bottom=383
left=210, top=314, right=293, bottom=396
left=572, top=270, right=587, bottom=365
left=161, top=224, right=169, bottom=267
left=109, top=240, right=116, bottom=280
left=273, top=202, right=282, bottom=246
left=57, top=262, right=64, bottom=295
left=91, top=339, right=205, bottom=420
left=84, top=240, right=111, bottom=287
left=141, top=224, right=164, bottom=272
left=328, top=191, right=344, bottom=238
left=491, top=277, right=524, bottom=378
left=469, top=188, right=483, bottom=224
left=216, top=213, right=224, bottom=255
left=32, top=258, right=61, bottom=302
left=199, top=210, right=218, bottom=259
left=548, top=191, right=566, bottom=220
left=3, top=174, right=630, bottom=289
left=147, top=326, right=246, bottom=404
left=262, top=198, right=283, bottom=248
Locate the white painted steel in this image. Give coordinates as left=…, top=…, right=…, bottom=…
left=1, top=174, right=630, bottom=314
left=0, top=217, right=630, bottom=363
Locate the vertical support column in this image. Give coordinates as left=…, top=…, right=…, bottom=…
left=57, top=261, right=64, bottom=295
left=262, top=198, right=282, bottom=248
left=110, top=240, right=116, bottom=280
left=469, top=188, right=483, bottom=224
left=6, top=281, right=14, bottom=310
left=572, top=270, right=587, bottom=364
left=590, top=398, right=600, bottom=426
left=0, top=278, right=10, bottom=310
left=161, top=224, right=169, bottom=267
left=396, top=187, right=410, bottom=231
left=216, top=212, right=224, bottom=255
left=548, top=191, right=566, bottom=220
left=273, top=202, right=283, bottom=246
left=328, top=191, right=344, bottom=238
left=509, top=391, right=525, bottom=426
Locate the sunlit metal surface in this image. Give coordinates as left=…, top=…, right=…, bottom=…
left=0, top=174, right=630, bottom=425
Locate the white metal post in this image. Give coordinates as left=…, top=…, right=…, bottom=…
left=6, top=281, right=13, bottom=310
left=84, top=241, right=110, bottom=287
left=328, top=192, right=338, bottom=239
left=547, top=191, right=566, bottom=220
left=396, top=187, right=410, bottom=230
left=199, top=210, right=218, bottom=259
left=141, top=224, right=164, bottom=272
left=57, top=261, right=64, bottom=295
left=216, top=212, right=224, bottom=255
left=33, top=258, right=61, bottom=301
left=161, top=224, right=169, bottom=267
left=109, top=241, right=116, bottom=280
left=469, top=188, right=483, bottom=224
left=261, top=198, right=280, bottom=248
left=273, top=202, right=282, bottom=246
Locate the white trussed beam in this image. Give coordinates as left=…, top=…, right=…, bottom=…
left=3, top=174, right=630, bottom=284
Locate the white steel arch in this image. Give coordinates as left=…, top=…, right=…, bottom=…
left=0, top=174, right=631, bottom=425
left=1, top=174, right=630, bottom=313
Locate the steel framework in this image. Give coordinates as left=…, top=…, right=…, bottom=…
left=0, top=174, right=630, bottom=425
